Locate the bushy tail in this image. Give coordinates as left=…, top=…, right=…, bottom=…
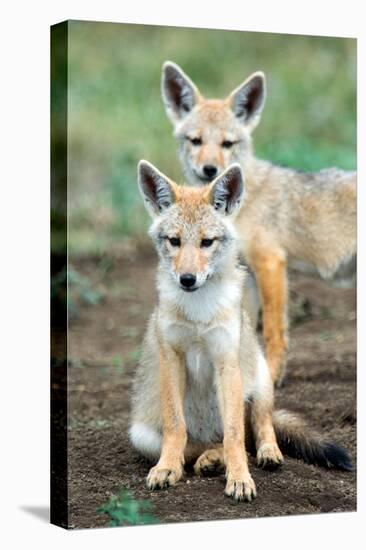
left=273, top=409, right=353, bottom=471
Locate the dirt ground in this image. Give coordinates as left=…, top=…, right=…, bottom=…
left=66, top=252, right=356, bottom=529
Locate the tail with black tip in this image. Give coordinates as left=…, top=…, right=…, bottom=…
left=273, top=409, right=353, bottom=471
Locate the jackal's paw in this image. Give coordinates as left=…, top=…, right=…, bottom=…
left=257, top=443, right=284, bottom=470
left=224, top=474, right=257, bottom=502
left=146, top=464, right=183, bottom=490
left=194, top=449, right=225, bottom=477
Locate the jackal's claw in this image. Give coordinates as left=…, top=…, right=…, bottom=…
left=257, top=443, right=284, bottom=470
left=224, top=475, right=257, bottom=502
left=146, top=465, right=182, bottom=490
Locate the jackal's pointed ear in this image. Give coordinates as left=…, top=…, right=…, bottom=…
left=162, top=61, right=201, bottom=124
left=138, top=160, right=176, bottom=217
left=228, top=71, right=266, bottom=130
left=209, top=164, right=245, bottom=216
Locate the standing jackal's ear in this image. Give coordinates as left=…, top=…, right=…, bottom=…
left=138, top=160, right=177, bottom=217
left=228, top=71, right=266, bottom=131
left=162, top=61, right=201, bottom=124
left=209, top=164, right=245, bottom=216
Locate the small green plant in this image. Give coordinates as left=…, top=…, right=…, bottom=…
left=97, top=489, right=158, bottom=527
left=112, top=354, right=123, bottom=370
left=112, top=354, right=123, bottom=369
left=126, top=348, right=141, bottom=363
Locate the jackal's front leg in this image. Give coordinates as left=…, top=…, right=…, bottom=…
left=249, top=247, right=288, bottom=385
left=146, top=343, right=187, bottom=490
left=215, top=355, right=256, bottom=502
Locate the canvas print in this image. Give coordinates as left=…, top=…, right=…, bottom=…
left=51, top=20, right=357, bottom=529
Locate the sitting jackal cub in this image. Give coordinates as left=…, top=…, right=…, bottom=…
left=129, top=161, right=352, bottom=501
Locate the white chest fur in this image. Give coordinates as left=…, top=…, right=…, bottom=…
left=158, top=271, right=243, bottom=324
left=185, top=342, right=213, bottom=386
left=183, top=341, right=223, bottom=443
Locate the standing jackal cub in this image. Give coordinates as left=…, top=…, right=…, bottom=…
left=129, top=161, right=352, bottom=502
left=161, top=61, right=357, bottom=385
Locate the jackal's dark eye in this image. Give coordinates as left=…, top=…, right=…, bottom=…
left=189, top=137, right=202, bottom=146
left=201, top=238, right=214, bottom=248
left=222, top=140, right=234, bottom=149
left=168, top=237, right=181, bottom=247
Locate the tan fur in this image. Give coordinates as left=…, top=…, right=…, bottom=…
left=130, top=161, right=283, bottom=501
left=161, top=61, right=356, bottom=384
left=146, top=341, right=186, bottom=489
left=249, top=245, right=288, bottom=382
left=193, top=446, right=225, bottom=475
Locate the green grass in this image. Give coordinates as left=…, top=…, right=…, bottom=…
left=65, top=21, right=356, bottom=252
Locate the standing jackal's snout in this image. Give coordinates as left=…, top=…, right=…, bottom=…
left=138, top=159, right=245, bottom=293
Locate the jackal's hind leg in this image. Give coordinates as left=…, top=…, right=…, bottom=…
left=193, top=445, right=225, bottom=476
left=249, top=247, right=289, bottom=386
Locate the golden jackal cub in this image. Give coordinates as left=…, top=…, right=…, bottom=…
left=129, top=161, right=352, bottom=502
left=161, top=61, right=356, bottom=385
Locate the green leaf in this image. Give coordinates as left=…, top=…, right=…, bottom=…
left=97, top=488, right=158, bottom=527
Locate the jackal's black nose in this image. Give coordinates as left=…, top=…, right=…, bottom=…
left=203, top=165, right=217, bottom=179
left=180, top=273, right=197, bottom=288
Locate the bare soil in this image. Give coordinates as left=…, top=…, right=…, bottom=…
left=66, top=253, right=356, bottom=529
